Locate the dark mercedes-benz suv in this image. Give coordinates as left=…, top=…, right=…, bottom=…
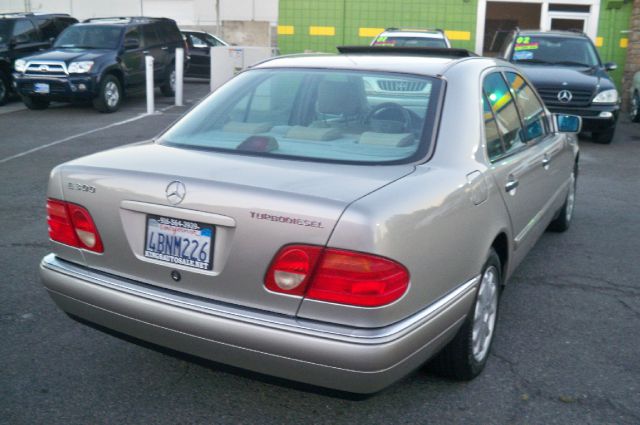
left=13, top=17, right=186, bottom=112
left=501, top=30, right=619, bottom=144
left=0, top=12, right=77, bottom=105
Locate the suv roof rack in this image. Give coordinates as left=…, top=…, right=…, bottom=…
left=83, top=16, right=174, bottom=24
left=337, top=45, right=476, bottom=58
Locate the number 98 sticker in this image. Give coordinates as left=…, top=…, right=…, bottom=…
left=143, top=215, right=214, bottom=271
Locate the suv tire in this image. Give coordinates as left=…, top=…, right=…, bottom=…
left=22, top=95, right=50, bottom=110
left=0, top=73, right=9, bottom=106
left=592, top=128, right=615, bottom=144
left=93, top=74, right=122, bottom=113
left=631, top=92, right=640, bottom=123
left=160, top=66, right=176, bottom=97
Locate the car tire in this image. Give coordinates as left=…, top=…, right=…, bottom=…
left=430, top=249, right=501, bottom=380
left=548, top=168, right=577, bottom=232
left=592, top=128, right=615, bottom=144
left=160, top=66, right=176, bottom=97
left=631, top=92, right=640, bottom=123
left=22, top=95, right=50, bottom=110
left=0, top=73, right=9, bottom=106
left=93, top=74, right=122, bottom=113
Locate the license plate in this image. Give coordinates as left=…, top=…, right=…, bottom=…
left=144, top=215, right=214, bottom=271
left=34, top=83, right=50, bottom=94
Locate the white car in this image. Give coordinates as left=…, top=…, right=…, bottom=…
left=631, top=71, right=640, bottom=123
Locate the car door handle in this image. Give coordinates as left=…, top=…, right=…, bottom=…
left=143, top=50, right=150, bottom=54
left=542, top=154, right=551, bottom=168
left=161, top=46, right=169, bottom=50
left=505, top=178, right=519, bottom=193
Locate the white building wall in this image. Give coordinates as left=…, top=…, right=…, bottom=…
left=0, top=0, right=279, bottom=25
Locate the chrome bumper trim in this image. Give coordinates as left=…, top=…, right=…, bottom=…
left=41, top=254, right=479, bottom=344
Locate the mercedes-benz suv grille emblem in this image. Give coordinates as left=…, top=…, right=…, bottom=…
left=165, top=181, right=186, bottom=205
left=557, top=90, right=573, bottom=103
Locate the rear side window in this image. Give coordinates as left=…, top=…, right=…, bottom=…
left=142, top=24, right=160, bottom=47
left=482, top=72, right=525, bottom=155
left=36, top=18, right=57, bottom=40
left=124, top=26, right=141, bottom=47
left=157, top=22, right=181, bottom=44
left=12, top=19, right=38, bottom=43
left=160, top=68, right=442, bottom=164
left=482, top=94, right=504, bottom=161
left=505, top=72, right=548, bottom=141
left=188, top=34, right=207, bottom=47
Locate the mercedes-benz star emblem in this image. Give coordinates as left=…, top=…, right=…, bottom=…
left=39, top=65, right=49, bottom=72
left=165, top=181, right=186, bottom=205
left=557, top=90, right=573, bottom=103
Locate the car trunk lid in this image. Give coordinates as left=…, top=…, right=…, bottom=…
left=55, top=142, right=415, bottom=316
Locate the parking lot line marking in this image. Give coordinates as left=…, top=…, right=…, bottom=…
left=0, top=113, right=149, bottom=165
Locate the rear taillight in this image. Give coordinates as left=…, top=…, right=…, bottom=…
left=46, top=199, right=103, bottom=253
left=265, top=245, right=409, bottom=307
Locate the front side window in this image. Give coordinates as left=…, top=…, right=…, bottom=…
left=483, top=72, right=525, bottom=155
left=54, top=25, right=123, bottom=49
left=0, top=21, right=13, bottom=44
left=505, top=72, right=548, bottom=141
left=142, top=24, right=160, bottom=48
left=160, top=69, right=441, bottom=164
left=12, top=19, right=38, bottom=43
left=189, top=34, right=207, bottom=47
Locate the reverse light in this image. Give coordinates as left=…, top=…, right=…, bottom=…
left=47, top=199, right=103, bottom=253
left=592, top=89, right=618, bottom=104
left=265, top=245, right=409, bottom=307
left=68, top=61, right=94, bottom=73
left=14, top=59, right=27, bottom=73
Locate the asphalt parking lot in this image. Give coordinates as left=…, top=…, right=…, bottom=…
left=1, top=83, right=639, bottom=425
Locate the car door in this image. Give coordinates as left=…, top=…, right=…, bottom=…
left=120, top=26, right=145, bottom=88
left=186, top=33, right=210, bottom=77
left=504, top=71, right=574, bottom=210
left=482, top=71, right=550, bottom=263
left=141, top=23, right=166, bottom=83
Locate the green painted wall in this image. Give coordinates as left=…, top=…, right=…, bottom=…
left=278, top=0, right=478, bottom=54
left=596, top=1, right=632, bottom=90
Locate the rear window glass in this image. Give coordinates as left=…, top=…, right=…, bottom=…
left=160, top=69, right=441, bottom=164
left=373, top=35, right=447, bottom=48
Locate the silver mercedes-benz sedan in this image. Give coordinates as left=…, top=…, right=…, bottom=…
left=41, top=47, right=580, bottom=394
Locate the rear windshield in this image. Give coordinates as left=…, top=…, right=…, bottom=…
left=54, top=25, right=123, bottom=49
left=160, top=68, right=441, bottom=164
left=511, top=35, right=600, bottom=67
left=373, top=35, right=447, bottom=48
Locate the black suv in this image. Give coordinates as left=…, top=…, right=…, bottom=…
left=0, top=12, right=77, bottom=105
left=500, top=30, right=620, bottom=144
left=13, top=17, right=186, bottom=112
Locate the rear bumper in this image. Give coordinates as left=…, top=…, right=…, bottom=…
left=40, top=254, right=477, bottom=393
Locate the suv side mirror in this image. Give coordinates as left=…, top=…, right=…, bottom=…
left=604, top=62, right=617, bottom=72
left=124, top=38, right=140, bottom=50
left=555, top=114, right=582, bottom=133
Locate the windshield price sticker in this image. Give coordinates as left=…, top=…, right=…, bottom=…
left=144, top=215, right=214, bottom=270
left=515, top=36, right=539, bottom=51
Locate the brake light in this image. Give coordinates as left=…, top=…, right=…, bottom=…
left=46, top=199, right=103, bottom=253
left=265, top=245, right=409, bottom=307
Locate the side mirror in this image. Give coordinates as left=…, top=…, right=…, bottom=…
left=604, top=62, right=617, bottom=72
left=555, top=114, right=582, bottom=133
left=124, top=38, right=140, bottom=50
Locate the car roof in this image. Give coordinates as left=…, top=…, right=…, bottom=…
left=253, top=52, right=501, bottom=78
left=0, top=12, right=71, bottom=19
left=517, top=30, right=588, bottom=39
left=82, top=17, right=175, bottom=26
